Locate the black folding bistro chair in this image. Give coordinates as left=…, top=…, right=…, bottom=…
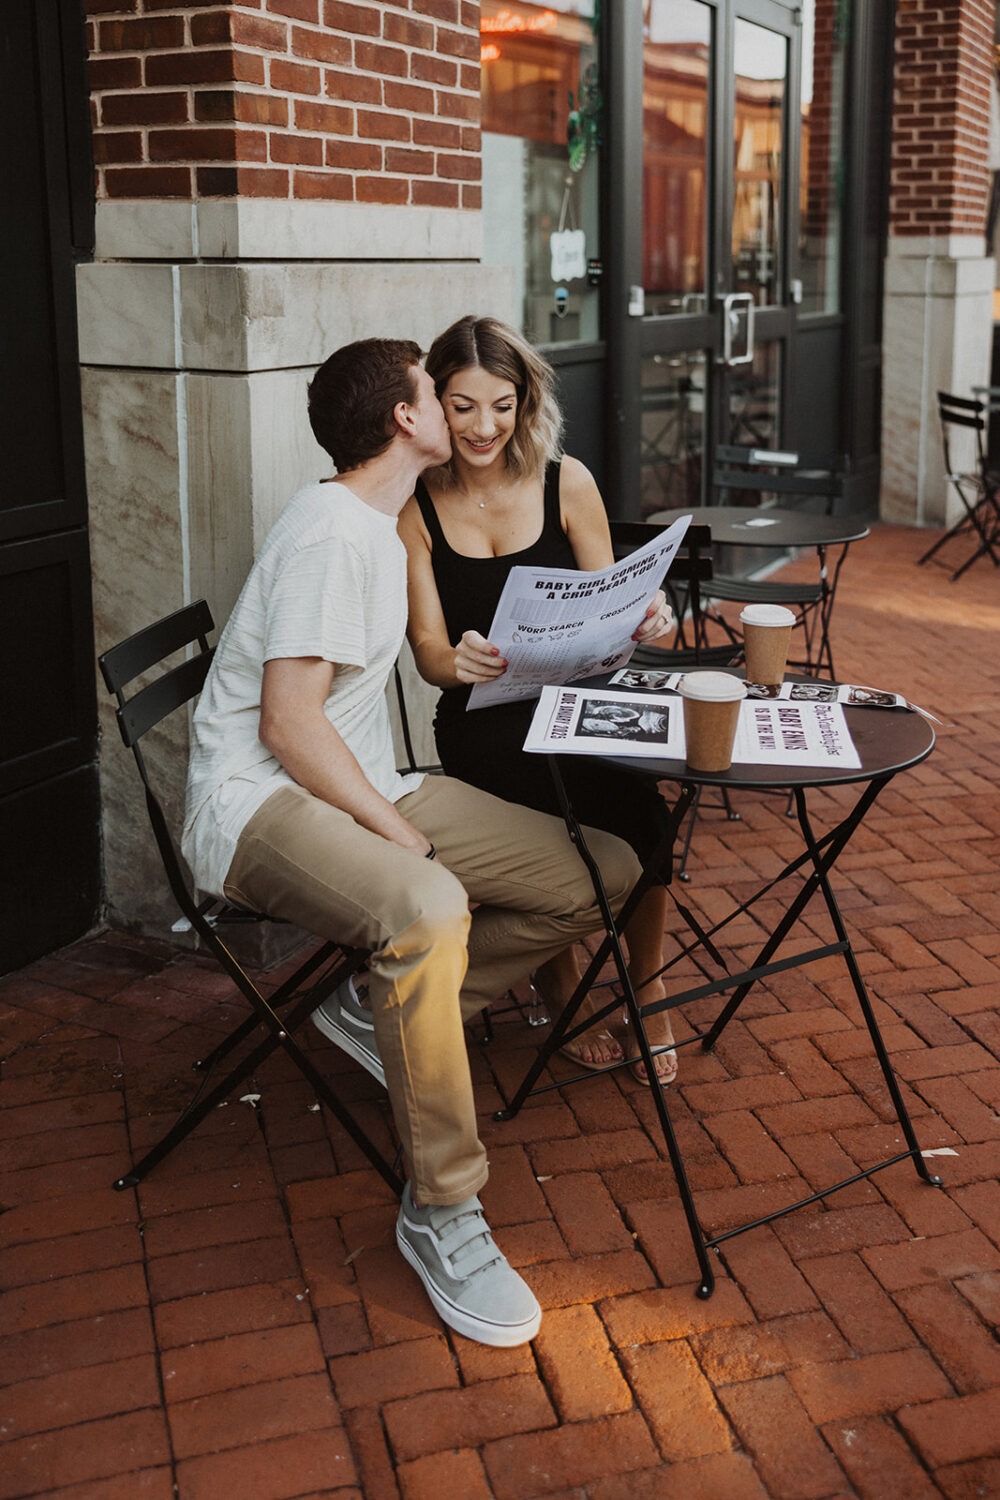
left=702, top=446, right=849, bottom=677
left=918, top=391, right=1000, bottom=581
left=99, top=599, right=403, bottom=1195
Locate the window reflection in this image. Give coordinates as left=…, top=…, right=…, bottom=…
left=799, top=0, right=847, bottom=315
left=642, top=0, right=710, bottom=316
left=726, top=341, right=780, bottom=452
left=732, top=20, right=785, bottom=308
left=640, top=350, right=706, bottom=517
left=480, top=2, right=602, bottom=345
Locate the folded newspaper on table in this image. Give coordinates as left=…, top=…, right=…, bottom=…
left=467, top=513, right=692, bottom=710
left=524, top=684, right=862, bottom=769
left=608, top=668, right=939, bottom=720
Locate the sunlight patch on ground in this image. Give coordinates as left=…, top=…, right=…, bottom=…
left=848, top=585, right=1000, bottom=631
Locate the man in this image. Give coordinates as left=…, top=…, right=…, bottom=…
left=182, top=338, right=641, bottom=1347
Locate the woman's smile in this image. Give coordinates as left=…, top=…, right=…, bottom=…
left=442, top=366, right=519, bottom=468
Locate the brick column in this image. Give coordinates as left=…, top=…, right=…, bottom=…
left=79, top=1, right=515, bottom=933
left=881, top=0, right=997, bottom=527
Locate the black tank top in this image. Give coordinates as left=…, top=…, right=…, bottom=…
left=414, top=460, right=576, bottom=722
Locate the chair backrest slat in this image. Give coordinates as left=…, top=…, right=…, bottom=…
left=937, top=391, right=989, bottom=479
left=610, top=520, right=713, bottom=582
left=609, top=519, right=713, bottom=657
left=712, top=444, right=846, bottom=513
left=116, top=649, right=215, bottom=747
left=99, top=599, right=215, bottom=695
left=97, top=601, right=218, bottom=945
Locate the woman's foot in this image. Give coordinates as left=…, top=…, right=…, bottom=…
left=529, top=971, right=623, bottom=1071
left=629, top=1043, right=678, bottom=1088
left=623, top=985, right=678, bottom=1087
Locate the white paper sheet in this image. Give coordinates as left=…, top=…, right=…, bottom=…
left=467, top=514, right=692, bottom=710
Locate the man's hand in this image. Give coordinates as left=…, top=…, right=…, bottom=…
left=260, top=656, right=431, bottom=854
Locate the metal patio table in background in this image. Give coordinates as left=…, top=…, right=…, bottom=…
left=648, top=505, right=871, bottom=680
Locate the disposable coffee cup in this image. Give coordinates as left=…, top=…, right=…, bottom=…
left=678, top=671, right=747, bottom=772
left=739, top=603, right=796, bottom=687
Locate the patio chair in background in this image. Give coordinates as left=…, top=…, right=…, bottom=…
left=701, top=445, right=850, bottom=677
left=918, top=391, right=1000, bottom=581
left=713, top=444, right=846, bottom=515
left=99, top=599, right=403, bottom=1195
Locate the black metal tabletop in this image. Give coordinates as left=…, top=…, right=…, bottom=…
left=648, top=505, right=871, bottom=549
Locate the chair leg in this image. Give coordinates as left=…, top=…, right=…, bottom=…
left=114, top=952, right=403, bottom=1196
left=675, top=786, right=700, bottom=882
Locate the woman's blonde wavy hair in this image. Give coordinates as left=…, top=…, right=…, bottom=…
left=423, top=315, right=564, bottom=484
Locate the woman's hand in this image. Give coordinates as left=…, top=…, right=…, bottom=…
left=454, top=630, right=507, bottom=684
left=633, top=589, right=674, bottom=643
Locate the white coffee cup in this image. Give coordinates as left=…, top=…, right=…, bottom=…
left=678, top=671, right=747, bottom=771
left=739, top=603, right=796, bottom=687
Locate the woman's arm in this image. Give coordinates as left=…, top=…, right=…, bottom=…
left=260, top=655, right=431, bottom=853
left=559, top=457, right=673, bottom=643
left=398, top=497, right=507, bottom=689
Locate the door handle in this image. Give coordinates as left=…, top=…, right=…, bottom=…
left=718, top=292, right=755, bottom=366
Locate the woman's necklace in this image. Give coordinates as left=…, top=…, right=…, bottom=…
left=463, top=479, right=511, bottom=510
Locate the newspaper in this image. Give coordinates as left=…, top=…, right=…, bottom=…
left=523, top=684, right=862, bottom=769
left=467, top=514, right=692, bottom=710
left=608, top=668, right=937, bottom=718
left=610, top=669, right=909, bottom=706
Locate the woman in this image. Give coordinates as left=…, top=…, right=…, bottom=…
left=399, top=315, right=677, bottom=1084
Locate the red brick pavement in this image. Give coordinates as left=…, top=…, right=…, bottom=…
left=1, top=523, right=998, bottom=1499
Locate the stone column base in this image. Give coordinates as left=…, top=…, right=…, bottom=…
left=880, top=235, right=995, bottom=527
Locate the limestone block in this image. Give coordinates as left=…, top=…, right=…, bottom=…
left=196, top=199, right=483, bottom=262
left=82, top=367, right=190, bottom=930
left=247, top=369, right=327, bottom=546
left=184, top=372, right=256, bottom=626
left=77, top=262, right=179, bottom=370
left=178, top=261, right=517, bottom=372
left=95, top=200, right=197, bottom=261
left=881, top=247, right=995, bottom=527
left=184, top=368, right=327, bottom=624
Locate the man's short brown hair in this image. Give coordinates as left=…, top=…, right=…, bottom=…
left=308, top=338, right=423, bottom=470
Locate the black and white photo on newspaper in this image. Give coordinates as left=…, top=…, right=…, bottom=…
left=467, top=514, right=692, bottom=710
left=522, top=686, right=685, bottom=758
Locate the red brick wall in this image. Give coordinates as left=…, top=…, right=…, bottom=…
left=800, top=0, right=837, bottom=246
left=890, top=0, right=995, bottom=236
left=84, top=0, right=482, bottom=205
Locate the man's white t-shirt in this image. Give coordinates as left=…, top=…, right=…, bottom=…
left=182, top=481, right=423, bottom=898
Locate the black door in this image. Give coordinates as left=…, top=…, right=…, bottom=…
left=0, top=0, right=100, bottom=973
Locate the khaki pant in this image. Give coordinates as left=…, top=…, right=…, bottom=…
left=224, top=775, right=640, bottom=1206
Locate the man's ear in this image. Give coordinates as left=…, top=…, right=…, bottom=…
left=393, top=399, right=417, bottom=437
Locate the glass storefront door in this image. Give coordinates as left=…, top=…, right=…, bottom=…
left=474, top=1, right=852, bottom=518
left=635, top=0, right=800, bottom=518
